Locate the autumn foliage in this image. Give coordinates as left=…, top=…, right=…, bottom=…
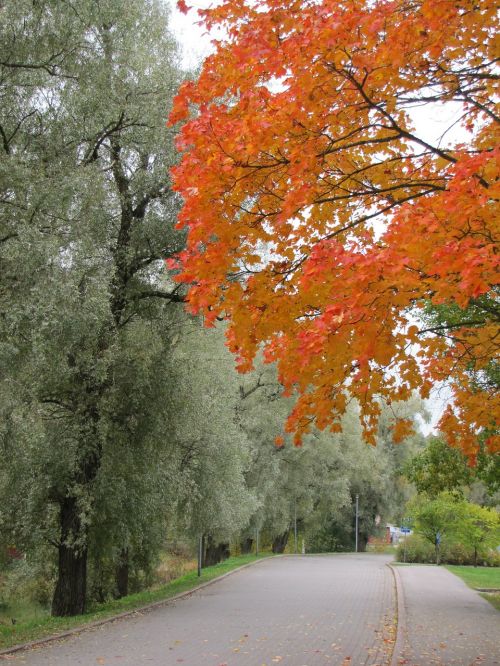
left=169, top=0, right=499, bottom=459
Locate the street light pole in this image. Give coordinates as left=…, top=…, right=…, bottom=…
left=355, top=494, right=359, bottom=553
left=294, top=499, right=298, bottom=554
left=198, top=534, right=203, bottom=577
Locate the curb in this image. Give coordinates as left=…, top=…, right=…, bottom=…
left=0, top=555, right=278, bottom=658
left=387, top=563, right=407, bottom=666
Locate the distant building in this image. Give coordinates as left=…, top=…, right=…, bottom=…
left=386, top=524, right=412, bottom=544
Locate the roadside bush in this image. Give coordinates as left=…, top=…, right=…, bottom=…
left=396, top=534, right=435, bottom=563
left=0, top=559, right=54, bottom=609
left=397, top=534, right=500, bottom=566
left=156, top=551, right=197, bottom=585
left=440, top=541, right=474, bottom=565
left=477, top=550, right=500, bottom=567
left=87, top=550, right=159, bottom=603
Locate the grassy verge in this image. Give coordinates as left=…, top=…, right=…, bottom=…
left=0, top=553, right=273, bottom=652
left=446, top=565, right=500, bottom=612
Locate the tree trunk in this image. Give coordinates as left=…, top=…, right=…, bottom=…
left=115, top=548, right=129, bottom=598
left=203, top=536, right=230, bottom=566
left=52, top=497, right=87, bottom=616
left=358, top=534, right=368, bottom=552
left=474, top=546, right=477, bottom=567
left=272, top=530, right=289, bottom=554
left=240, top=538, right=254, bottom=554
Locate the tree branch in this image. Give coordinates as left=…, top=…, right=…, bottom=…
left=131, top=287, right=185, bottom=303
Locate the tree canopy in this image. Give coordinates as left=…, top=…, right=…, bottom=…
left=170, top=0, right=499, bottom=460
left=0, top=0, right=185, bottom=615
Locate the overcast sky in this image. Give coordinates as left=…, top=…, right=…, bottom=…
left=168, top=0, right=214, bottom=70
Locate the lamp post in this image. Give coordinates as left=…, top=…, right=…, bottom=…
left=294, top=499, right=298, bottom=554
left=355, top=494, right=359, bottom=553
left=198, top=534, right=203, bottom=577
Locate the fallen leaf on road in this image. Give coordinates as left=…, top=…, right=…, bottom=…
left=96, top=659, right=106, bottom=665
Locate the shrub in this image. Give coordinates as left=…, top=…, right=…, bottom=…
left=396, top=534, right=435, bottom=563
left=1, top=559, right=54, bottom=609
left=396, top=534, right=500, bottom=566
left=477, top=549, right=500, bottom=567
left=440, top=541, right=474, bottom=565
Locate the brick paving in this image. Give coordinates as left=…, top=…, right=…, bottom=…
left=393, top=564, right=500, bottom=666
left=9, top=554, right=395, bottom=666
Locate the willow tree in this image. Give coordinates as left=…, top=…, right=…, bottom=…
left=0, top=0, right=184, bottom=615
left=166, top=316, right=257, bottom=565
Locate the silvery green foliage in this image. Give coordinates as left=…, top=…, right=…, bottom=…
left=0, top=0, right=186, bottom=603
left=374, top=393, right=430, bottom=522
left=236, top=360, right=293, bottom=537
left=237, top=356, right=429, bottom=550
left=304, top=394, right=429, bottom=550
left=89, top=318, right=187, bottom=581
left=165, top=315, right=257, bottom=543
left=237, top=358, right=356, bottom=544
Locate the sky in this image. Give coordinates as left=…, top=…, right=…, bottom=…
left=168, top=0, right=214, bottom=70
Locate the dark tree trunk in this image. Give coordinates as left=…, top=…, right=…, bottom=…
left=203, top=536, right=230, bottom=566
left=473, top=546, right=477, bottom=567
left=52, top=497, right=87, bottom=616
left=358, top=534, right=368, bottom=552
left=272, top=530, right=289, bottom=554
left=240, top=538, right=254, bottom=554
left=115, top=548, right=129, bottom=598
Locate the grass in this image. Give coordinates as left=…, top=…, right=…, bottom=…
left=446, top=565, right=500, bottom=612
left=445, top=565, right=500, bottom=589
left=480, top=593, right=500, bottom=612
left=0, top=553, right=273, bottom=652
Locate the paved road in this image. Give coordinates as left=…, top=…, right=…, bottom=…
left=8, top=554, right=396, bottom=666
left=393, top=564, right=500, bottom=666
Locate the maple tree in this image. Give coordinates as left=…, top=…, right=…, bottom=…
left=169, top=0, right=499, bottom=460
